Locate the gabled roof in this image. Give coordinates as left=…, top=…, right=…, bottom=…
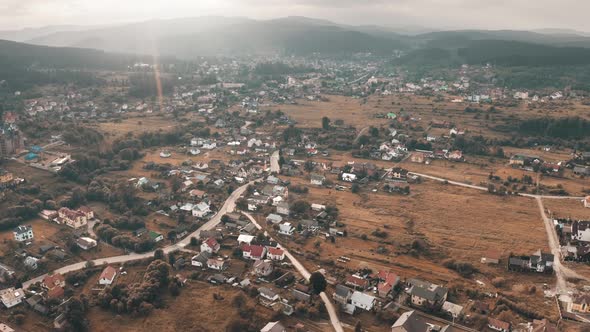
left=99, top=266, right=117, bottom=281
left=391, top=310, right=429, bottom=332
left=488, top=317, right=510, bottom=330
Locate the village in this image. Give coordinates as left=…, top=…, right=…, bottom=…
left=0, top=54, right=589, bottom=332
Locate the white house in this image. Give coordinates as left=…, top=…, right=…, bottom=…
left=201, top=238, right=220, bottom=253
left=267, top=247, right=285, bottom=261
left=237, top=234, right=255, bottom=245
left=0, top=288, right=25, bottom=308
left=98, top=266, right=117, bottom=286
left=572, top=221, right=590, bottom=243
left=192, top=202, right=211, bottom=218
left=13, top=225, right=33, bottom=242
left=76, top=237, right=97, bottom=250
left=342, top=173, right=357, bottom=182
left=266, top=213, right=283, bottom=224
left=350, top=291, right=376, bottom=311
left=278, top=222, right=294, bottom=236
left=202, top=140, right=217, bottom=150
left=207, top=258, right=226, bottom=271
left=276, top=202, right=290, bottom=216
left=310, top=174, right=326, bottom=186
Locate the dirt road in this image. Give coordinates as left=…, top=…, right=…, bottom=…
left=242, top=212, right=344, bottom=332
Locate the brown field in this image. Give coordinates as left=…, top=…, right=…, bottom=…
left=541, top=198, right=590, bottom=220
left=92, top=115, right=181, bottom=142
left=86, top=281, right=277, bottom=332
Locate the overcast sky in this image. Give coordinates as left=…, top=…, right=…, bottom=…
left=1, top=0, right=589, bottom=32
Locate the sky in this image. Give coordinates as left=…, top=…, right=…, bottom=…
left=1, top=0, right=590, bottom=32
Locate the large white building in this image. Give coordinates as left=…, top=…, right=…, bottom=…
left=13, top=225, right=33, bottom=242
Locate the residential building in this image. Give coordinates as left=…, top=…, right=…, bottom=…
left=242, top=244, right=267, bottom=260
left=254, top=259, right=273, bottom=277
left=488, top=317, right=510, bottom=332
left=0, top=288, right=25, bottom=308
left=333, top=284, right=353, bottom=305
left=258, top=287, right=280, bottom=305
left=408, top=279, right=448, bottom=310
left=350, top=291, right=376, bottom=311
left=310, top=173, right=326, bottom=186
left=98, top=266, right=117, bottom=285
left=276, top=203, right=290, bottom=217
left=572, top=221, right=590, bottom=243
left=585, top=196, right=590, bottom=209
left=278, top=222, right=294, bottom=236
left=76, top=237, right=97, bottom=250
left=260, top=321, right=286, bottom=332
left=266, top=213, right=283, bottom=224
left=207, top=258, right=226, bottom=271
left=192, top=202, right=211, bottom=218
left=481, top=250, right=502, bottom=264
left=13, top=225, right=33, bottom=242
left=201, top=237, right=220, bottom=253
left=267, top=247, right=285, bottom=261
left=569, top=294, right=590, bottom=313
left=56, top=207, right=89, bottom=229
left=391, top=310, right=430, bottom=332
left=191, top=251, right=211, bottom=267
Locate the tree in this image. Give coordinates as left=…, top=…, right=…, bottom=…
left=351, top=183, right=360, bottom=194
left=355, top=321, right=362, bottom=332
left=310, top=272, right=327, bottom=294
left=322, top=116, right=331, bottom=130
left=65, top=296, right=89, bottom=331
left=304, top=160, right=314, bottom=173
left=154, top=249, right=165, bottom=260
left=291, top=200, right=311, bottom=215
left=358, top=135, right=370, bottom=145
left=369, top=127, right=379, bottom=137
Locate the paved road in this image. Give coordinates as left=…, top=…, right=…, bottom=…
left=270, top=150, right=280, bottom=174
left=23, top=181, right=253, bottom=289
left=242, top=212, right=344, bottom=332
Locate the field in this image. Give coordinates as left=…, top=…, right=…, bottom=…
left=92, top=114, right=182, bottom=142
left=86, top=280, right=276, bottom=332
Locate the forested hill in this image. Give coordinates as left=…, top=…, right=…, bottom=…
left=0, top=39, right=133, bottom=69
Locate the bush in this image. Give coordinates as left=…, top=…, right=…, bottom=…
left=443, top=259, right=478, bottom=278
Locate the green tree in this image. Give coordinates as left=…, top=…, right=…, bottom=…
left=322, top=116, right=331, bottom=130
left=310, top=272, right=327, bottom=294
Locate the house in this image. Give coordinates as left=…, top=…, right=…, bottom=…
left=24, top=256, right=39, bottom=270
left=254, top=259, right=274, bottom=276
left=242, top=244, right=267, bottom=260
left=258, top=287, right=280, bottom=304
left=585, top=196, right=590, bottom=208
left=79, top=206, right=94, bottom=219
left=260, top=321, right=286, bottom=332
left=267, top=175, right=280, bottom=185
left=279, top=222, right=294, bottom=236
left=530, top=249, right=554, bottom=272
left=189, top=189, right=206, bottom=199
left=375, top=271, right=400, bottom=298
left=572, top=220, right=590, bottom=243
left=42, top=273, right=66, bottom=291
left=342, top=173, right=357, bottom=182
left=488, top=317, right=511, bottom=332
left=442, top=301, right=464, bottom=318
left=311, top=204, right=326, bottom=211
left=333, top=284, right=353, bottom=305
left=192, top=202, right=211, bottom=218
left=390, top=167, right=409, bottom=181
left=236, top=234, right=254, bottom=245
left=98, top=266, right=117, bottom=285
left=53, top=313, right=67, bottom=329
left=266, top=213, right=283, bottom=224
left=201, top=237, right=220, bottom=253
left=276, top=202, right=290, bottom=216
left=13, top=225, right=33, bottom=242
left=56, top=207, right=88, bottom=229
left=481, top=249, right=502, bottom=264
left=408, top=279, right=448, bottom=310
left=207, top=258, right=227, bottom=271
left=574, top=166, right=590, bottom=176
left=391, top=310, right=429, bottom=332
left=531, top=319, right=558, bottom=332
left=209, top=273, right=227, bottom=284
left=0, top=288, right=25, bottom=308
left=569, top=293, right=590, bottom=313
left=25, top=294, right=48, bottom=315
left=346, top=274, right=369, bottom=290
left=291, top=284, right=311, bottom=303
left=446, top=150, right=464, bottom=162
left=267, top=247, right=285, bottom=261
left=310, top=173, right=326, bottom=186
left=76, top=237, right=97, bottom=250
left=149, top=231, right=164, bottom=242
left=191, top=251, right=211, bottom=267
left=410, top=152, right=427, bottom=164
left=350, top=291, right=376, bottom=311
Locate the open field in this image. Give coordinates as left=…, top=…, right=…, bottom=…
left=86, top=280, right=277, bottom=332
left=92, top=115, right=181, bottom=142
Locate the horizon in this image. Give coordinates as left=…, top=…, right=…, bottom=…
left=2, top=0, right=590, bottom=33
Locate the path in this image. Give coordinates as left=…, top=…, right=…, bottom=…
left=23, top=181, right=254, bottom=289
left=242, top=212, right=344, bottom=332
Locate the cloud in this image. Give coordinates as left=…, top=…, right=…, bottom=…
left=1, top=0, right=589, bottom=32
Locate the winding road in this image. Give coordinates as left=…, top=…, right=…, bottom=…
left=242, top=212, right=344, bottom=332
left=23, top=181, right=253, bottom=289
